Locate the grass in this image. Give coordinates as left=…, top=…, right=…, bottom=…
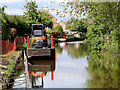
left=1, top=44, right=27, bottom=84
left=16, top=44, right=27, bottom=51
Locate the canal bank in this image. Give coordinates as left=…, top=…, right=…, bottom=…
left=1, top=44, right=27, bottom=89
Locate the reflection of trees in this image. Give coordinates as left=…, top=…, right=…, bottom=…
left=55, top=44, right=63, bottom=54
left=67, top=43, right=88, bottom=58
left=87, top=51, right=118, bottom=88
left=56, top=47, right=63, bottom=54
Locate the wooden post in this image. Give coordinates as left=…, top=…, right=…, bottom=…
left=27, top=36, right=30, bottom=49
left=51, top=36, right=53, bottom=48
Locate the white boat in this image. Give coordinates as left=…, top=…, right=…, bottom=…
left=58, top=38, right=66, bottom=42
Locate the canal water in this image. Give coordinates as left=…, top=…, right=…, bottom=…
left=11, top=41, right=118, bottom=88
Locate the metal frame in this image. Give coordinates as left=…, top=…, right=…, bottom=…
left=32, top=24, right=43, bottom=32
left=31, top=24, right=44, bottom=36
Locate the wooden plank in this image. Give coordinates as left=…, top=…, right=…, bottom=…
left=28, top=65, right=51, bottom=72
left=27, top=48, right=52, bottom=57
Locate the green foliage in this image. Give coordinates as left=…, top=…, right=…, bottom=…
left=24, top=0, right=38, bottom=23
left=24, top=0, right=53, bottom=33
left=58, top=1, right=119, bottom=53
left=23, top=0, right=38, bottom=34
left=16, top=44, right=27, bottom=51
left=7, top=15, right=29, bottom=36
left=84, top=2, right=120, bottom=53
left=1, top=6, right=9, bottom=40
left=1, top=6, right=29, bottom=40
left=2, top=14, right=29, bottom=40
left=54, top=25, right=63, bottom=33
left=37, top=9, right=53, bottom=29
left=2, top=58, right=15, bottom=83
left=66, top=18, right=87, bottom=33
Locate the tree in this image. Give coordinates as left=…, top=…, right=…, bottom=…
left=7, top=15, right=28, bottom=37
left=1, top=5, right=10, bottom=40
left=83, top=2, right=120, bottom=53
left=66, top=17, right=87, bottom=33
left=24, top=0, right=38, bottom=23
left=55, top=25, right=63, bottom=33
left=56, top=1, right=120, bottom=53
left=24, top=0, right=53, bottom=33
left=37, top=9, right=53, bottom=29
left=23, top=0, right=38, bottom=34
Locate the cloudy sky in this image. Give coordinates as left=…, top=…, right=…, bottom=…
left=1, top=0, right=71, bottom=23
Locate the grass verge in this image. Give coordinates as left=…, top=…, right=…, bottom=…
left=1, top=44, right=27, bottom=86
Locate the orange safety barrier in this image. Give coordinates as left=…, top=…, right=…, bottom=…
left=1, top=36, right=26, bottom=55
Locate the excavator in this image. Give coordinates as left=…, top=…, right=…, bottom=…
left=30, top=24, right=47, bottom=48
left=26, top=24, right=55, bottom=58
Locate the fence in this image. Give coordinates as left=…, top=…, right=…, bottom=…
left=2, top=36, right=26, bottom=55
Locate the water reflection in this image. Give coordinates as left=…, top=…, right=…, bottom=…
left=10, top=41, right=118, bottom=88
left=28, top=56, right=55, bottom=88
left=55, top=43, right=63, bottom=54
left=67, top=43, right=88, bottom=58
left=55, top=41, right=118, bottom=88
left=87, top=51, right=118, bottom=88
left=54, top=41, right=89, bottom=88
left=55, top=41, right=88, bottom=58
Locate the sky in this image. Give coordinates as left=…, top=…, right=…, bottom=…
left=1, top=0, right=71, bottom=23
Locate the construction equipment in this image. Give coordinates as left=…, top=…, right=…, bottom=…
left=26, top=24, right=55, bottom=58
left=30, top=24, right=47, bottom=48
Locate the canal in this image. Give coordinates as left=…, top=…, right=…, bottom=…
left=10, top=41, right=118, bottom=88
